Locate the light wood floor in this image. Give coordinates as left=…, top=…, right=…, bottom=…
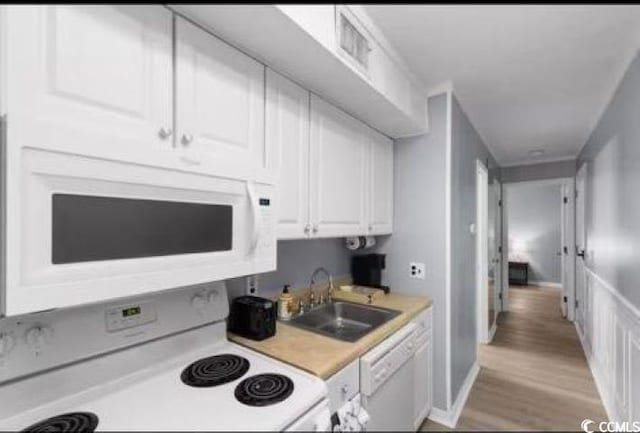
left=422, top=285, right=608, bottom=431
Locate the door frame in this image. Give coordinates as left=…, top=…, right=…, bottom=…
left=476, top=159, right=490, bottom=344
left=575, top=164, right=587, bottom=332
left=502, top=177, right=576, bottom=321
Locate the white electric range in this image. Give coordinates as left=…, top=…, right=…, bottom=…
left=0, top=282, right=330, bottom=431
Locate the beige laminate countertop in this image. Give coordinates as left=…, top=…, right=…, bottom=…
left=228, top=292, right=432, bottom=379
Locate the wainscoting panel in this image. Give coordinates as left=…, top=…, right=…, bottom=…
left=579, top=268, right=640, bottom=424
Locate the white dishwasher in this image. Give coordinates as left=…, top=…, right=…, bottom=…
left=360, top=322, right=418, bottom=431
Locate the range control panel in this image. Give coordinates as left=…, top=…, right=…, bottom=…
left=105, top=301, right=157, bottom=333
left=0, top=281, right=228, bottom=384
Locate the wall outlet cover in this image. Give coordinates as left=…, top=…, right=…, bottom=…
left=409, top=262, right=426, bottom=279
left=246, top=275, right=258, bottom=295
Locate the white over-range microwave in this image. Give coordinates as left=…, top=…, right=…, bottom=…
left=1, top=148, right=276, bottom=317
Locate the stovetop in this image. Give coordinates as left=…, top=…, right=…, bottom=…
left=0, top=335, right=327, bottom=431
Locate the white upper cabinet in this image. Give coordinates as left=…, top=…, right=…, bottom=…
left=266, top=69, right=311, bottom=240
left=175, top=17, right=266, bottom=180
left=310, top=95, right=368, bottom=238
left=5, top=5, right=173, bottom=164
left=368, top=129, right=394, bottom=235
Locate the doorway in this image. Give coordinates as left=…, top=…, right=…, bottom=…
left=502, top=178, right=576, bottom=320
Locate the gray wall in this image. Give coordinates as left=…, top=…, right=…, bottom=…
left=375, top=93, right=449, bottom=410
left=578, top=51, right=640, bottom=309
left=506, top=183, right=562, bottom=284
left=501, top=160, right=576, bottom=183
left=228, top=238, right=353, bottom=300
left=449, top=94, right=499, bottom=402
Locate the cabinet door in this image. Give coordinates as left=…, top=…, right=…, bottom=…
left=368, top=129, right=394, bottom=234
left=309, top=96, right=367, bottom=238
left=176, top=17, right=265, bottom=180
left=266, top=69, right=311, bottom=240
left=5, top=5, right=173, bottom=163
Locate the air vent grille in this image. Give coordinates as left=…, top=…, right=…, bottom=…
left=339, top=13, right=370, bottom=70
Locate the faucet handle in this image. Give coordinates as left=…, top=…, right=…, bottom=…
left=327, top=286, right=334, bottom=303
left=309, top=290, right=316, bottom=308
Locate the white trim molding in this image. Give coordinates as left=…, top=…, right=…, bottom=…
left=499, top=155, right=577, bottom=168
left=444, top=89, right=453, bottom=409
left=577, top=266, right=640, bottom=424
left=529, top=280, right=562, bottom=289
left=428, top=362, right=480, bottom=428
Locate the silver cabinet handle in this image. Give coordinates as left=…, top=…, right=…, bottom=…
left=303, top=224, right=311, bottom=235
left=158, top=127, right=173, bottom=139
left=312, top=224, right=319, bottom=234
left=368, top=224, right=373, bottom=232
left=181, top=133, right=194, bottom=146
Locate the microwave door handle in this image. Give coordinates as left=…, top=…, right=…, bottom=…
left=246, top=181, right=260, bottom=254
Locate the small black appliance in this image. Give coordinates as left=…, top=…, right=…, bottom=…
left=228, top=296, right=276, bottom=341
left=351, top=253, right=389, bottom=293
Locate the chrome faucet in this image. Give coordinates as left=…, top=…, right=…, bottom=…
left=309, top=267, right=334, bottom=308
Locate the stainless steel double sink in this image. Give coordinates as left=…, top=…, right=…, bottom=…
left=286, top=300, right=401, bottom=342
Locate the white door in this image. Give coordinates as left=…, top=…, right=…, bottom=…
left=493, top=180, right=503, bottom=315
left=560, top=181, right=577, bottom=321
left=368, top=129, right=394, bottom=235
left=487, top=178, right=499, bottom=337
left=5, top=5, right=173, bottom=164
left=266, top=69, right=311, bottom=240
left=309, top=96, right=368, bottom=238
left=476, top=160, right=490, bottom=343
left=560, top=185, right=569, bottom=318
left=176, top=17, right=265, bottom=180
left=501, top=186, right=510, bottom=311
left=575, top=164, right=588, bottom=335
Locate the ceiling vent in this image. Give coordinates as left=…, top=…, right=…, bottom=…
left=337, top=9, right=371, bottom=73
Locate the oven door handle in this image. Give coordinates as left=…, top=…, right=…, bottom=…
left=246, top=181, right=260, bottom=255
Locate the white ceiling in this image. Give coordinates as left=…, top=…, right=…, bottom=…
left=364, top=5, right=640, bottom=166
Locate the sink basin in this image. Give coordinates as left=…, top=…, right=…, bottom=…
left=287, top=301, right=401, bottom=342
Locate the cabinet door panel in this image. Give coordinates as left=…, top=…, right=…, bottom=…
left=309, top=96, right=367, bottom=237
left=369, top=129, right=393, bottom=234
left=6, top=5, right=173, bottom=163
left=266, top=70, right=310, bottom=239
left=176, top=17, right=265, bottom=179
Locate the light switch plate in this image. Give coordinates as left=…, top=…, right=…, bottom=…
left=409, top=262, right=426, bottom=279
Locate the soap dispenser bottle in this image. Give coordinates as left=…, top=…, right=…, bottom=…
left=277, top=285, right=294, bottom=320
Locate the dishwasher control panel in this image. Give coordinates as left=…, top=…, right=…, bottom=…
left=360, top=322, right=418, bottom=396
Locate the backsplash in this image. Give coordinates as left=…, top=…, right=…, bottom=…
left=227, top=238, right=356, bottom=300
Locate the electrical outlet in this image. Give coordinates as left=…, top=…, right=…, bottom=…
left=246, top=275, right=258, bottom=295
left=409, top=262, right=426, bottom=279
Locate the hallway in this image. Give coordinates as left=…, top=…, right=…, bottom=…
left=423, top=286, right=608, bottom=431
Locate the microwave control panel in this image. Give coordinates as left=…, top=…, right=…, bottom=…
left=256, top=184, right=276, bottom=251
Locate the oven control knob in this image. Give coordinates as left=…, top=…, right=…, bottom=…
left=208, top=289, right=221, bottom=303
left=25, top=326, right=52, bottom=352
left=0, top=333, right=15, bottom=357
left=191, top=294, right=208, bottom=310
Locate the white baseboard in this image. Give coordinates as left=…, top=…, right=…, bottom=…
left=488, top=323, right=497, bottom=342
left=529, top=280, right=562, bottom=289
left=428, top=362, right=480, bottom=428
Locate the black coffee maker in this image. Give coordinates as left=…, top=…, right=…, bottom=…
left=351, top=253, right=389, bottom=293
